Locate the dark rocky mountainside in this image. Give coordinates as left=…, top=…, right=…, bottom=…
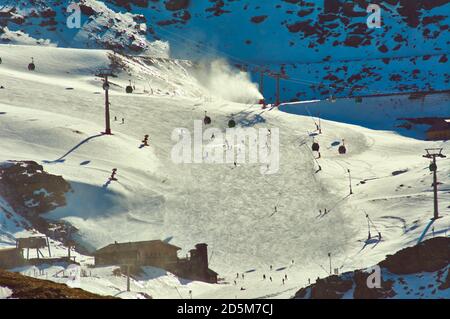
left=294, top=237, right=450, bottom=299
left=0, top=161, right=71, bottom=217
left=0, top=268, right=113, bottom=299
left=0, top=0, right=448, bottom=101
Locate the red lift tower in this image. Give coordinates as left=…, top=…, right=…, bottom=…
left=267, top=69, right=288, bottom=107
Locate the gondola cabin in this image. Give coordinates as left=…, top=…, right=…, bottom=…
left=28, top=58, right=35, bottom=71
left=204, top=111, right=211, bottom=125
left=312, top=142, right=320, bottom=152
left=126, top=80, right=133, bottom=94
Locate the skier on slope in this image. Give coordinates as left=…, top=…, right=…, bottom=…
left=109, top=168, right=118, bottom=181
left=142, top=134, right=149, bottom=147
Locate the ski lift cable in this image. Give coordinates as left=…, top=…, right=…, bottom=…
left=154, top=26, right=264, bottom=70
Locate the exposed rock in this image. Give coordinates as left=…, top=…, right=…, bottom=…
left=0, top=161, right=71, bottom=218
left=295, top=237, right=450, bottom=299
left=165, top=0, right=190, bottom=11
left=379, top=237, right=450, bottom=274
left=0, top=269, right=114, bottom=299
left=250, top=15, right=268, bottom=24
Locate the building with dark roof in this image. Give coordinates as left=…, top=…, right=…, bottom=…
left=94, top=240, right=217, bottom=283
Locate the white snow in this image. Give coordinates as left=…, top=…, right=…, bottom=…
left=0, top=286, right=13, bottom=299
left=0, top=44, right=449, bottom=299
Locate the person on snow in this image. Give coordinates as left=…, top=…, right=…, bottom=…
left=269, top=277, right=272, bottom=282
left=109, top=168, right=118, bottom=181
left=263, top=274, right=266, bottom=280
left=241, top=273, right=245, bottom=280
left=142, top=134, right=149, bottom=147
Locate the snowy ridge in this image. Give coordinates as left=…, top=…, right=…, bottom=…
left=0, top=1, right=449, bottom=101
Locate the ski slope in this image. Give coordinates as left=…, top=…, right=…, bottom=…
left=0, top=44, right=449, bottom=299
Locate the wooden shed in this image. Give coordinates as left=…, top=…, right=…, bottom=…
left=94, top=240, right=181, bottom=268
left=0, top=248, right=26, bottom=269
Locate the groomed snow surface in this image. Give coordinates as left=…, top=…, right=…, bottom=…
left=0, top=45, right=449, bottom=299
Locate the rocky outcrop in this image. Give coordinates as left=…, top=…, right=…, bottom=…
left=0, top=161, right=71, bottom=218
left=379, top=237, right=450, bottom=274
left=165, top=0, right=190, bottom=11
left=0, top=269, right=113, bottom=299
left=294, top=237, right=450, bottom=299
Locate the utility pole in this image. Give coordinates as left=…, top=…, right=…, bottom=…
left=126, top=265, right=131, bottom=292
left=348, top=169, right=353, bottom=195
left=328, top=252, right=332, bottom=275
left=96, top=69, right=113, bottom=135
left=423, top=148, right=446, bottom=220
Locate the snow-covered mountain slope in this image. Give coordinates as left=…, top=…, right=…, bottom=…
left=0, top=44, right=449, bottom=299
left=1, top=1, right=448, bottom=101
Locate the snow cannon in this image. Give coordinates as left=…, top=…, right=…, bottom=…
left=126, top=80, right=133, bottom=94
left=28, top=58, right=35, bottom=71
left=203, top=111, right=211, bottom=125
left=338, top=139, right=347, bottom=155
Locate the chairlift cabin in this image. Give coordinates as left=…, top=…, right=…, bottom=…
left=204, top=111, right=211, bottom=125
left=228, top=118, right=236, bottom=128
left=312, top=141, right=320, bottom=152
left=126, top=80, right=133, bottom=94
left=429, top=162, right=437, bottom=172
left=338, top=139, right=347, bottom=154
left=28, top=58, right=35, bottom=71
